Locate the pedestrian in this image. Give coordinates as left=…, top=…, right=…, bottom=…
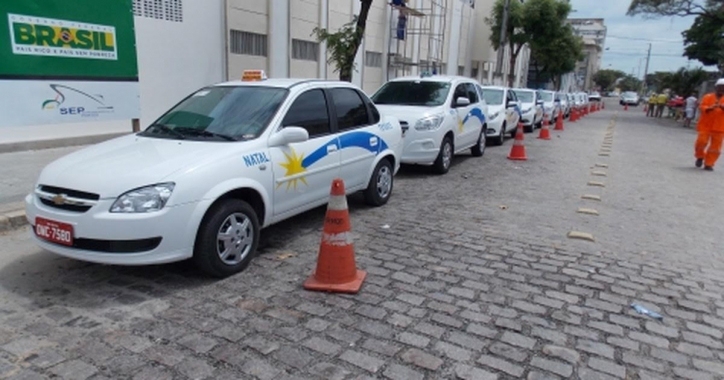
left=656, top=91, right=668, bottom=118
left=684, top=91, right=698, bottom=128
left=694, top=79, right=724, bottom=171
left=647, top=93, right=657, bottom=117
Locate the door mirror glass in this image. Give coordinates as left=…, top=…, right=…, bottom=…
left=269, top=126, right=309, bottom=147
left=507, top=101, right=519, bottom=109
left=455, top=97, right=471, bottom=107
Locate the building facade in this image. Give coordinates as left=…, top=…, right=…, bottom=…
left=568, top=18, right=606, bottom=91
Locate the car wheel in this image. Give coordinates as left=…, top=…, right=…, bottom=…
left=471, top=129, right=486, bottom=157
left=524, top=124, right=534, bottom=133
left=193, top=199, right=260, bottom=278
left=433, top=136, right=453, bottom=174
left=492, top=124, right=506, bottom=146
left=364, top=158, right=393, bottom=206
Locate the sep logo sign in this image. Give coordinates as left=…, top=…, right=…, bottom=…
left=8, top=13, right=117, bottom=60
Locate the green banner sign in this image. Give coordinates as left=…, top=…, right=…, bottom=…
left=0, top=0, right=138, bottom=81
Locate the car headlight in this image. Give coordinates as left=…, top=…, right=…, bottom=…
left=489, top=111, right=501, bottom=120
left=110, top=183, right=175, bottom=213
left=414, top=113, right=445, bottom=131
left=522, top=108, right=531, bottom=114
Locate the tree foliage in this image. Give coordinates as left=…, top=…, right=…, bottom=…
left=486, top=0, right=527, bottom=87
left=682, top=11, right=724, bottom=69
left=486, top=0, right=579, bottom=88
left=660, top=67, right=711, bottom=95
left=618, top=75, right=643, bottom=92
left=313, top=0, right=373, bottom=82
left=627, top=0, right=722, bottom=19
left=593, top=69, right=627, bottom=91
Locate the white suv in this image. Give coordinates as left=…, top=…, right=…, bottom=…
left=25, top=72, right=403, bottom=277
left=371, top=75, right=488, bottom=174
left=480, top=86, right=522, bottom=144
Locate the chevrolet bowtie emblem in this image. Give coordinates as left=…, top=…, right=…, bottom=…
left=52, top=194, right=67, bottom=205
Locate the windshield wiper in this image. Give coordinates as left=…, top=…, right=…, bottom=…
left=174, top=127, right=237, bottom=141
left=145, top=124, right=186, bottom=139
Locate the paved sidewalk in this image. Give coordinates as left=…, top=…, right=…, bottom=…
left=1, top=108, right=724, bottom=379
left=0, top=121, right=131, bottom=153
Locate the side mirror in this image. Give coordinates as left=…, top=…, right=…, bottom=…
left=269, top=126, right=309, bottom=147
left=455, top=97, right=471, bottom=107
left=507, top=101, right=519, bottom=109
left=536, top=100, right=544, bottom=105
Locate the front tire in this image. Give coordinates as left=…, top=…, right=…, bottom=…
left=364, top=159, right=393, bottom=206
left=492, top=123, right=506, bottom=146
left=471, top=129, right=486, bottom=157
left=433, top=136, right=453, bottom=174
left=193, top=199, right=260, bottom=278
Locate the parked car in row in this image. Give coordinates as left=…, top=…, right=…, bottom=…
left=512, top=88, right=542, bottom=133
left=480, top=86, right=521, bottom=141
left=371, top=75, right=488, bottom=174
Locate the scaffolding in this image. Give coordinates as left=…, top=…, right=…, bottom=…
left=386, top=0, right=448, bottom=80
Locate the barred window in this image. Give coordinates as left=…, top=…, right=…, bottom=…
left=292, top=39, right=319, bottom=61
left=471, top=67, right=479, bottom=78
left=230, top=30, right=268, bottom=57
left=365, top=51, right=382, bottom=67
left=458, top=66, right=464, bottom=76
left=133, top=0, right=182, bottom=22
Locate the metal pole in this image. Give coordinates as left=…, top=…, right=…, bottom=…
left=494, top=0, right=510, bottom=78
left=641, top=43, right=651, bottom=94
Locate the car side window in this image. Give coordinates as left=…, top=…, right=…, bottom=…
left=281, top=89, right=331, bottom=138
left=357, top=89, right=381, bottom=124
left=331, top=88, right=370, bottom=131
left=453, top=84, right=468, bottom=103
left=464, top=83, right=479, bottom=103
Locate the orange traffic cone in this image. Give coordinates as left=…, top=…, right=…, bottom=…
left=538, top=115, right=551, bottom=140
left=554, top=111, right=564, bottom=131
left=624, top=103, right=629, bottom=111
left=570, top=108, right=577, bottom=122
left=303, top=178, right=366, bottom=293
left=508, top=122, right=528, bottom=160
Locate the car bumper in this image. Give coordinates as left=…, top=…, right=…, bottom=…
left=25, top=193, right=201, bottom=265
left=520, top=111, right=536, bottom=126
left=485, top=118, right=505, bottom=136
left=400, top=131, right=444, bottom=165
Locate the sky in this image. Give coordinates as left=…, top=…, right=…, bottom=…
left=569, top=0, right=708, bottom=78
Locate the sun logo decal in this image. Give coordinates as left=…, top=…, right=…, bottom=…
left=278, top=147, right=308, bottom=190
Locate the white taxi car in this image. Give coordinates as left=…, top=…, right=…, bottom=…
left=512, top=88, right=542, bottom=133
left=25, top=71, right=403, bottom=277
left=537, top=90, right=558, bottom=124
left=370, top=75, right=488, bottom=174
left=480, top=86, right=521, bottom=144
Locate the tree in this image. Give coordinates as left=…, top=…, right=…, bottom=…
left=593, top=69, right=627, bottom=91
left=313, top=0, right=373, bottom=82
left=524, top=0, right=581, bottom=90
left=682, top=11, right=724, bottom=69
left=660, top=67, right=710, bottom=95
left=627, top=0, right=723, bottom=19
left=618, top=75, right=643, bottom=92
left=486, top=0, right=527, bottom=87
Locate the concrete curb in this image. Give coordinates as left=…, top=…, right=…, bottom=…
left=0, top=132, right=129, bottom=154
left=0, top=209, right=27, bottom=233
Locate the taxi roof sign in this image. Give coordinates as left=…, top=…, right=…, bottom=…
left=241, top=70, right=267, bottom=81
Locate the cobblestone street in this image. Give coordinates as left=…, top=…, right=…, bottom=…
left=2, top=106, right=724, bottom=380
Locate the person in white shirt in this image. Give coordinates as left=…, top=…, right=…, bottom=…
left=685, top=92, right=698, bottom=128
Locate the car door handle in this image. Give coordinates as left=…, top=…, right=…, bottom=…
left=327, top=144, right=338, bottom=153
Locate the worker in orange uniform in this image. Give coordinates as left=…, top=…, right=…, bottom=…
left=694, top=79, right=724, bottom=171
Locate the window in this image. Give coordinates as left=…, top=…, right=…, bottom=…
left=282, top=90, right=331, bottom=138
left=365, top=51, right=383, bottom=68
left=146, top=86, right=287, bottom=141
left=458, top=66, right=464, bottom=76
left=512, top=90, right=533, bottom=103
left=453, top=84, right=467, bottom=103
left=133, top=0, right=183, bottom=22
left=230, top=30, right=267, bottom=57
left=359, top=91, right=381, bottom=124
left=471, top=67, right=479, bottom=78
left=464, top=83, right=479, bottom=103
left=480, top=88, right=504, bottom=105
left=292, top=39, right=319, bottom=61
left=331, top=88, right=369, bottom=130
left=371, top=81, right=450, bottom=107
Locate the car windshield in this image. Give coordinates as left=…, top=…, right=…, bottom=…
left=481, top=89, right=504, bottom=105
left=623, top=92, right=637, bottom=98
left=513, top=91, right=533, bottom=103
left=371, top=81, right=450, bottom=106
left=539, top=92, right=553, bottom=102
left=142, top=86, right=288, bottom=141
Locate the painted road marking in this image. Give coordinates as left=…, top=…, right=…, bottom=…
left=582, top=194, right=601, bottom=201
left=592, top=171, right=607, bottom=176
left=599, top=153, right=610, bottom=156
left=577, top=208, right=600, bottom=215
left=595, top=163, right=608, bottom=168
left=567, top=231, right=595, bottom=242
left=588, top=181, right=605, bottom=187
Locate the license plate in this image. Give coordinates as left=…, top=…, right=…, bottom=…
left=35, top=217, right=74, bottom=246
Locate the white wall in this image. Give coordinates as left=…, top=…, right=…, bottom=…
left=135, top=0, right=225, bottom=126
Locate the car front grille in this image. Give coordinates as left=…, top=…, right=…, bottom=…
left=36, top=185, right=100, bottom=213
